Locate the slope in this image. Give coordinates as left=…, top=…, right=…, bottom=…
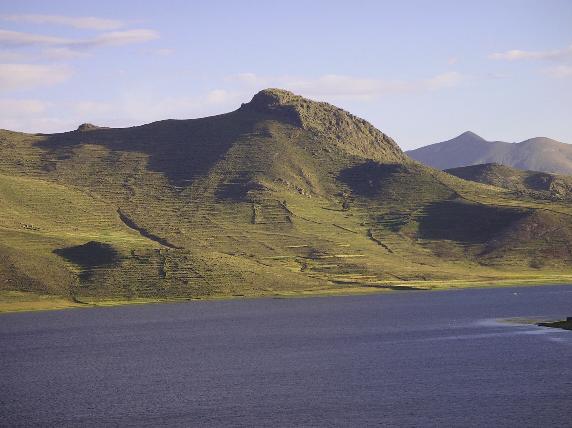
left=445, top=163, right=572, bottom=201
left=1, top=89, right=571, bottom=307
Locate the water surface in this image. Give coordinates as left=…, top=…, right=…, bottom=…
left=1, top=285, right=571, bottom=427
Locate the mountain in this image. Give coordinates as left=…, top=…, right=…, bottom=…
left=1, top=89, right=572, bottom=308
left=406, top=131, right=572, bottom=175
left=445, top=163, right=572, bottom=201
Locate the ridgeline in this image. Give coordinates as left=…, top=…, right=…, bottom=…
left=1, top=89, right=572, bottom=310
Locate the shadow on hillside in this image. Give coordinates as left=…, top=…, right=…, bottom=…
left=54, top=241, right=120, bottom=279
left=338, top=162, right=409, bottom=197
left=36, top=109, right=262, bottom=185
left=523, top=172, right=554, bottom=192
left=417, top=200, right=528, bottom=243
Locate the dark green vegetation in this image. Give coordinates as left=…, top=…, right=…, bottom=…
left=446, top=163, right=572, bottom=201
left=407, top=131, right=572, bottom=175
left=1, top=89, right=572, bottom=309
left=538, top=317, right=572, bottom=331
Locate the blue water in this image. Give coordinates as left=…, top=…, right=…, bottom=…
left=1, top=285, right=572, bottom=427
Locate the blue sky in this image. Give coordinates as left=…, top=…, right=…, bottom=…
left=0, top=0, right=571, bottom=149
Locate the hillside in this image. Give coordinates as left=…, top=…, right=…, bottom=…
left=446, top=163, right=572, bottom=201
left=406, top=131, right=572, bottom=174
left=1, top=89, right=572, bottom=308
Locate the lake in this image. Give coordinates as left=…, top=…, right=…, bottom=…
left=1, top=285, right=571, bottom=427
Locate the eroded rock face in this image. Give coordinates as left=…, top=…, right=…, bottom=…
left=241, top=89, right=303, bottom=126
left=76, top=123, right=100, bottom=132
left=548, top=178, right=572, bottom=199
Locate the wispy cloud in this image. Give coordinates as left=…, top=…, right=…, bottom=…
left=489, top=44, right=572, bottom=61
left=0, top=50, right=28, bottom=61
left=0, top=71, right=464, bottom=133
left=0, top=97, right=55, bottom=131
left=146, top=48, right=175, bottom=56
left=0, top=28, right=159, bottom=50
left=79, top=29, right=159, bottom=48
left=0, top=98, right=49, bottom=114
left=41, top=47, right=89, bottom=60
left=229, top=72, right=464, bottom=101
left=73, top=100, right=114, bottom=115
left=1, top=14, right=124, bottom=30
left=115, top=89, right=245, bottom=122
left=0, top=63, right=73, bottom=91
left=544, top=65, right=572, bottom=78
left=0, top=29, right=68, bottom=46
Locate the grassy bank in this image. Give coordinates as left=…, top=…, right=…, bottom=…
left=2, top=276, right=571, bottom=314
left=538, top=318, right=572, bottom=331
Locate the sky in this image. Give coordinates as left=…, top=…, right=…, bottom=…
left=0, top=0, right=571, bottom=150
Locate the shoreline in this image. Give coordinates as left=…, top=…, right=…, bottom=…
left=1, top=277, right=571, bottom=314
left=538, top=318, right=572, bottom=331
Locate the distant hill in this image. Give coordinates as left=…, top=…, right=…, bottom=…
left=445, top=163, right=572, bottom=201
left=406, top=131, right=572, bottom=175
left=1, top=89, right=572, bottom=307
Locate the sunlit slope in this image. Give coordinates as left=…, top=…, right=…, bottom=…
left=1, top=89, right=571, bottom=303
left=0, top=173, right=154, bottom=296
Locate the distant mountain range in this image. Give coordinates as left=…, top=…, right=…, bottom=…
left=406, top=131, right=572, bottom=175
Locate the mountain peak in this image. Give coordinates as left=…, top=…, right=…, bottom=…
left=407, top=131, right=572, bottom=175
left=458, top=131, right=484, bottom=140
left=76, top=123, right=101, bottom=132
left=241, top=88, right=303, bottom=123
left=249, top=88, right=300, bottom=107
left=242, top=88, right=405, bottom=163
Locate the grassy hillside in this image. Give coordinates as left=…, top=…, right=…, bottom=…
left=446, top=163, right=572, bottom=201
left=406, top=131, right=572, bottom=174
left=1, top=89, right=571, bottom=310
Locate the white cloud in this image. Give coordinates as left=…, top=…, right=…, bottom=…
left=0, top=50, right=27, bottom=61
left=0, top=116, right=77, bottom=133
left=0, top=72, right=463, bottom=133
left=0, top=98, right=49, bottom=114
left=0, top=63, right=73, bottom=91
left=0, top=28, right=159, bottom=50
left=0, top=29, right=68, bottom=47
left=425, top=72, right=463, bottom=89
left=544, top=65, right=572, bottom=78
left=489, top=44, right=572, bottom=61
left=77, top=29, right=159, bottom=48
left=0, top=98, right=56, bottom=132
left=206, top=89, right=235, bottom=104
left=147, top=48, right=174, bottom=56
left=41, top=47, right=89, bottom=60
left=73, top=101, right=114, bottom=115
left=2, top=14, right=124, bottom=30
left=116, top=89, right=245, bottom=122
left=0, top=47, right=88, bottom=61
left=232, top=72, right=259, bottom=86
left=229, top=72, right=464, bottom=101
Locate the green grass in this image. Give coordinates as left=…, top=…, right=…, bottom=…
left=2, top=278, right=572, bottom=314
left=446, top=163, right=572, bottom=201
left=1, top=89, right=572, bottom=310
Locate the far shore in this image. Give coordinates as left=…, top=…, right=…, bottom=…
left=1, top=277, right=572, bottom=314
left=538, top=318, right=572, bottom=331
